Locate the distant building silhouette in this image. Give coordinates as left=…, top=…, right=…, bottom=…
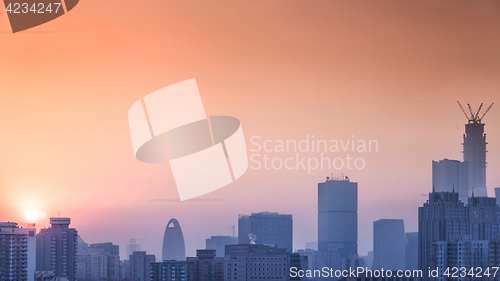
left=125, top=240, right=141, bottom=259
left=162, top=218, right=186, bottom=261
left=418, top=192, right=467, bottom=281
left=372, top=219, right=405, bottom=270
left=432, top=158, right=468, bottom=203
left=238, top=212, right=293, bottom=253
left=205, top=236, right=237, bottom=258
left=317, top=177, right=358, bottom=273
left=36, top=218, right=78, bottom=281
left=405, top=232, right=418, bottom=270
left=0, top=222, right=36, bottom=281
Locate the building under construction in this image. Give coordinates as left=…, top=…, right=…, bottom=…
left=458, top=101, right=494, bottom=197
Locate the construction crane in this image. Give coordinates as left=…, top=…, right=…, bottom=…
left=124, top=238, right=145, bottom=245
left=457, top=101, right=494, bottom=124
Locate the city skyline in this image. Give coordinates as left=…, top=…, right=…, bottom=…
left=1, top=0, right=500, bottom=261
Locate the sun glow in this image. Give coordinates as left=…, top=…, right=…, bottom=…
left=21, top=198, right=47, bottom=223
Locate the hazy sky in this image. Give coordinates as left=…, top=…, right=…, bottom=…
left=1, top=0, right=500, bottom=259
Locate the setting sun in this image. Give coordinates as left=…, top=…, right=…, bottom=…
left=26, top=211, right=38, bottom=222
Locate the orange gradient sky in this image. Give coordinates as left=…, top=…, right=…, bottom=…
left=1, top=0, right=500, bottom=258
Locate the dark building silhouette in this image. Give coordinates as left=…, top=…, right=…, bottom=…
left=238, top=212, right=293, bottom=253
left=418, top=192, right=467, bottom=280
left=162, top=218, right=186, bottom=261
left=36, top=218, right=78, bottom=281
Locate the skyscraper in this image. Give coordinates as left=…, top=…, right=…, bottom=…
left=238, top=212, right=293, bottom=253
left=372, top=219, right=406, bottom=270
left=77, top=242, right=120, bottom=281
left=418, top=192, right=467, bottom=280
left=162, top=218, right=186, bottom=261
left=36, top=218, right=78, bottom=281
left=432, top=158, right=468, bottom=203
left=317, top=177, right=358, bottom=265
left=457, top=102, right=493, bottom=197
left=0, top=222, right=36, bottom=281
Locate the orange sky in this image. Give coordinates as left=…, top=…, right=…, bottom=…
left=1, top=0, right=500, bottom=258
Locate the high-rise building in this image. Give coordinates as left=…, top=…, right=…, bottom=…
left=405, top=232, right=418, bottom=270
left=372, top=219, right=406, bottom=270
left=430, top=237, right=489, bottom=281
left=432, top=158, right=468, bottom=203
left=186, top=250, right=223, bottom=281
left=238, top=212, right=293, bottom=253
left=128, top=251, right=156, bottom=281
left=418, top=192, right=468, bottom=280
left=224, top=244, right=290, bottom=281
left=162, top=218, right=186, bottom=261
left=205, top=236, right=238, bottom=258
left=458, top=102, right=493, bottom=197
left=468, top=196, right=500, bottom=240
left=317, top=177, right=357, bottom=271
left=76, top=242, right=120, bottom=281
left=36, top=218, right=78, bottom=281
left=0, top=222, right=36, bottom=281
